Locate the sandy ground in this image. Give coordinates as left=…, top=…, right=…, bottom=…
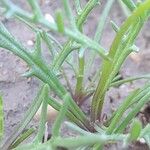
left=0, top=0, right=150, bottom=149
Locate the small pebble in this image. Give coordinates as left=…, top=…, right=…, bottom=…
left=27, top=40, right=34, bottom=46
left=0, top=63, right=3, bottom=68
left=34, top=105, right=58, bottom=123
left=138, top=138, right=146, bottom=144
left=129, top=52, right=141, bottom=63
left=44, top=13, right=55, bottom=23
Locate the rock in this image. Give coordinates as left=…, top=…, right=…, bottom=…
left=34, top=105, right=58, bottom=123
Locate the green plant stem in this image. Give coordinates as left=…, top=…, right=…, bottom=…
left=61, top=68, right=73, bottom=96
left=52, top=134, right=125, bottom=149
left=75, top=51, right=85, bottom=101
left=52, top=94, right=70, bottom=137
left=34, top=85, right=49, bottom=143
left=65, top=122, right=90, bottom=135
left=76, top=0, right=99, bottom=31
left=74, top=0, right=100, bottom=100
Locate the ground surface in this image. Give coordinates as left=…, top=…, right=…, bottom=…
left=0, top=0, right=150, bottom=149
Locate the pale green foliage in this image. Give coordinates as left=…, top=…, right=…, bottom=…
left=0, top=0, right=150, bottom=150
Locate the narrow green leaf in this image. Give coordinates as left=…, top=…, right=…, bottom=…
left=94, top=0, right=115, bottom=42
left=22, top=69, right=34, bottom=78
left=65, top=122, right=89, bottom=135
left=52, top=93, right=70, bottom=137
left=105, top=86, right=150, bottom=127
left=27, top=0, right=43, bottom=21
left=121, top=0, right=136, bottom=11
left=123, top=119, right=142, bottom=148
left=110, top=21, right=139, bottom=52
left=107, top=89, right=140, bottom=134
left=53, top=134, right=126, bottom=149
left=115, top=88, right=150, bottom=133
left=34, top=84, right=49, bottom=143
left=10, top=128, right=35, bottom=149
left=62, top=0, right=76, bottom=29
left=129, top=119, right=142, bottom=141
left=110, top=20, right=119, bottom=32
left=76, top=0, right=100, bottom=29
left=118, top=0, right=131, bottom=17
left=34, top=32, right=41, bottom=57
left=110, top=74, right=150, bottom=87
left=55, top=10, right=64, bottom=33
left=87, top=0, right=114, bottom=70
left=41, top=31, right=55, bottom=58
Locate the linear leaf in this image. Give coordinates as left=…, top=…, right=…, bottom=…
left=10, top=128, right=35, bottom=149
left=52, top=93, right=70, bottom=137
